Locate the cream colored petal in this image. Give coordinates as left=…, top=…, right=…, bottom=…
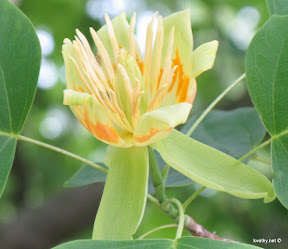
left=63, top=89, right=90, bottom=106
left=190, top=40, right=219, bottom=78
left=162, top=9, right=193, bottom=74
left=134, top=103, right=192, bottom=146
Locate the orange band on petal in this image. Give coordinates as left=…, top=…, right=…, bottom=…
left=134, top=128, right=160, bottom=143
left=93, top=122, right=120, bottom=143
left=134, top=127, right=173, bottom=143
left=178, top=75, right=190, bottom=103
left=167, top=50, right=192, bottom=103
left=83, top=108, right=120, bottom=143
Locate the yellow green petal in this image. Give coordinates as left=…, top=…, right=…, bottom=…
left=190, top=40, right=219, bottom=78
left=63, top=89, right=90, bottom=106
left=64, top=89, right=130, bottom=147
left=162, top=9, right=193, bottom=74
left=134, top=103, right=192, bottom=146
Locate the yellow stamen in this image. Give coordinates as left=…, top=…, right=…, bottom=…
left=74, top=37, right=106, bottom=92
left=116, top=63, right=133, bottom=102
left=104, top=13, right=120, bottom=61
left=159, top=27, right=174, bottom=89
left=151, top=16, right=163, bottom=96
left=68, top=55, right=94, bottom=95
left=132, top=91, right=144, bottom=128
left=147, top=84, right=168, bottom=111
left=129, top=12, right=136, bottom=59
left=75, top=29, right=109, bottom=88
left=90, top=27, right=115, bottom=88
left=143, top=12, right=157, bottom=96
left=106, top=89, right=126, bottom=118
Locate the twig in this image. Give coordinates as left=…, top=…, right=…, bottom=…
left=184, top=215, right=235, bottom=242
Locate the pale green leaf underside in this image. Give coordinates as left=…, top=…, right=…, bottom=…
left=53, top=236, right=262, bottom=249
left=152, top=130, right=275, bottom=202
left=92, top=146, right=149, bottom=240
left=245, top=15, right=288, bottom=208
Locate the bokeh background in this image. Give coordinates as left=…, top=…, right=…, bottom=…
left=0, top=0, right=287, bottom=248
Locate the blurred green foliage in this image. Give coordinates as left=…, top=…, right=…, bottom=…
left=1, top=0, right=287, bottom=248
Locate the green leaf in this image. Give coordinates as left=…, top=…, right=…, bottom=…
left=272, top=134, right=288, bottom=208
left=0, top=0, right=41, bottom=134
left=182, top=108, right=267, bottom=160
left=0, top=135, right=17, bottom=197
left=64, top=164, right=107, bottom=188
left=162, top=108, right=267, bottom=187
left=246, top=15, right=288, bottom=208
left=0, top=0, right=41, bottom=198
left=53, top=237, right=262, bottom=249
left=266, top=0, right=288, bottom=15
left=92, top=146, right=149, bottom=240
left=152, top=130, right=275, bottom=202
left=246, top=15, right=288, bottom=136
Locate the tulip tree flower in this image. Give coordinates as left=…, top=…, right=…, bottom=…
left=62, top=10, right=275, bottom=241
left=62, top=10, right=218, bottom=147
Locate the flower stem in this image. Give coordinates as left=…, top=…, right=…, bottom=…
left=161, top=198, right=185, bottom=239
left=17, top=135, right=108, bottom=174
left=137, top=224, right=178, bottom=240
left=161, top=163, right=170, bottom=183
left=186, top=73, right=246, bottom=137
left=182, top=186, right=206, bottom=210
left=238, top=138, right=272, bottom=162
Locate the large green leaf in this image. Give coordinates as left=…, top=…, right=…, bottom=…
left=152, top=130, right=275, bottom=202
left=0, top=0, right=41, bottom=134
left=0, top=135, right=16, bottom=197
left=246, top=15, right=288, bottom=136
left=53, top=237, right=262, bottom=249
left=92, top=146, right=149, bottom=240
left=0, top=0, right=41, bottom=198
left=266, top=0, right=288, bottom=15
left=272, top=134, right=288, bottom=207
left=246, top=15, right=288, bottom=208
